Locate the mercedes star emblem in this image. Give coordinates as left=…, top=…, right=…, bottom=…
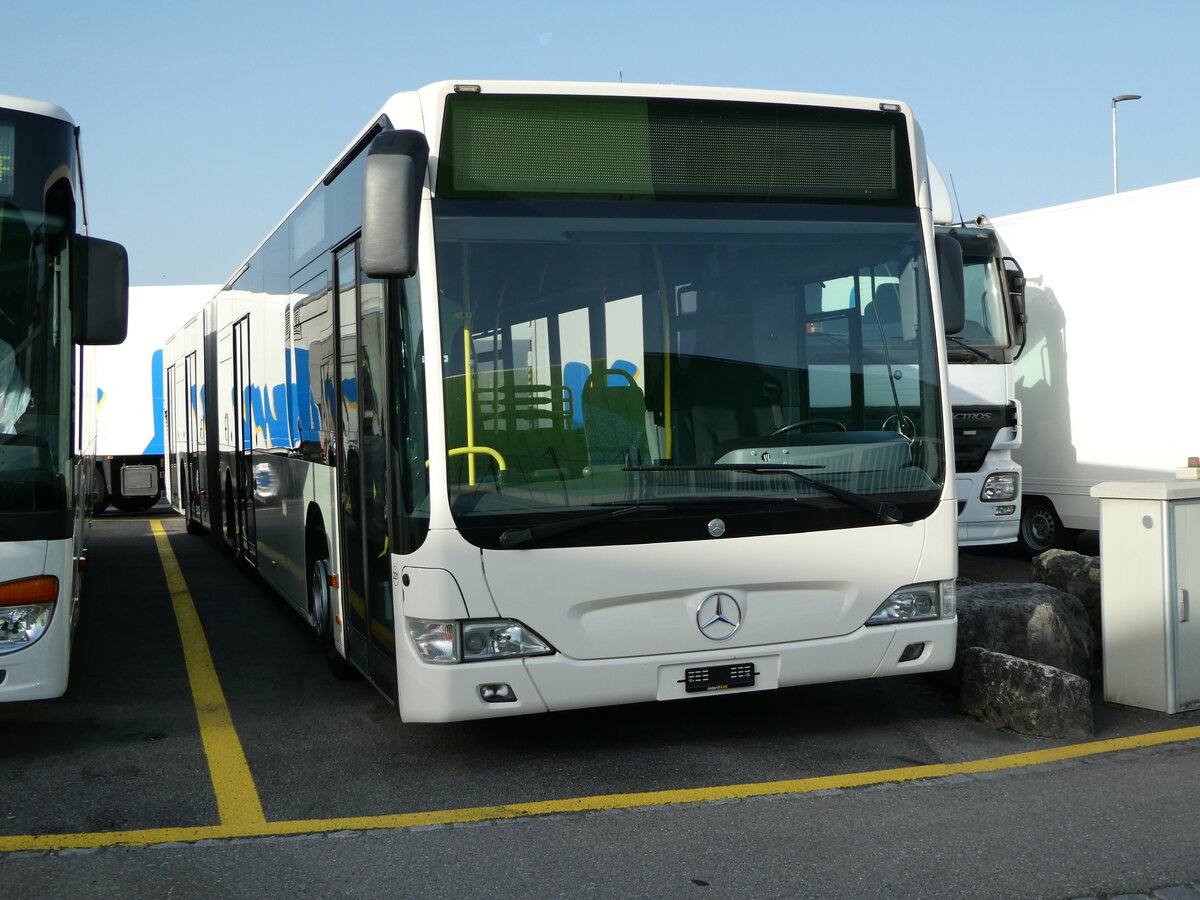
left=696, top=592, right=742, bottom=641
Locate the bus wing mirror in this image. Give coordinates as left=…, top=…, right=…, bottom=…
left=935, top=233, right=965, bottom=335
left=72, top=236, right=129, bottom=345
left=1004, top=256, right=1028, bottom=352
left=361, top=129, right=429, bottom=279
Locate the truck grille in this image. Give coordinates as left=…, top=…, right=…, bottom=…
left=952, top=404, right=1015, bottom=473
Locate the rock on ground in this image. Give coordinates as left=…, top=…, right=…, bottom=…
left=1031, top=548, right=1101, bottom=645
left=959, top=646, right=1094, bottom=739
left=955, top=581, right=1095, bottom=681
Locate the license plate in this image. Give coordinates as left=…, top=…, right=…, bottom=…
left=683, top=662, right=757, bottom=693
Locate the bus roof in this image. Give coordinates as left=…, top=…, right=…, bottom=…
left=220, top=79, right=921, bottom=291
left=0, top=94, right=74, bottom=126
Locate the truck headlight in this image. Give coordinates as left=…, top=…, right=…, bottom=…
left=0, top=576, right=57, bottom=654
left=867, top=581, right=955, bottom=625
left=980, top=472, right=1018, bottom=502
left=407, top=618, right=554, bottom=663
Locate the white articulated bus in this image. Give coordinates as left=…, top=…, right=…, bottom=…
left=165, top=80, right=963, bottom=722
left=0, top=94, right=128, bottom=701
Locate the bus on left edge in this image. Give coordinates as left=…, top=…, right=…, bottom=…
left=0, top=94, right=128, bottom=701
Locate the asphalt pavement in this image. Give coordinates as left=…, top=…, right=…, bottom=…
left=2, top=513, right=1197, bottom=899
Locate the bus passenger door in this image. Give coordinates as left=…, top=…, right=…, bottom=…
left=166, top=362, right=181, bottom=507
left=334, top=241, right=396, bottom=699
left=231, top=315, right=256, bottom=561
left=183, top=350, right=202, bottom=525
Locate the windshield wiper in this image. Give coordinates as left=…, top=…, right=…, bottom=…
left=626, top=464, right=903, bottom=524
left=498, top=503, right=669, bottom=549
left=947, top=336, right=999, bottom=363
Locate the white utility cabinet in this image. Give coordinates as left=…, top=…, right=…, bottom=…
left=1092, top=479, right=1200, bottom=714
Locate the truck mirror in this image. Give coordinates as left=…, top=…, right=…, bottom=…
left=361, top=129, right=429, bottom=279
left=935, top=233, right=965, bottom=335
left=72, top=236, right=129, bottom=345
left=1004, top=256, right=1028, bottom=353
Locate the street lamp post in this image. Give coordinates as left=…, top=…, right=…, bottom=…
left=1112, top=94, right=1142, bottom=193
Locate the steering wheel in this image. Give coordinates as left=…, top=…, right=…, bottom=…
left=769, top=418, right=847, bottom=437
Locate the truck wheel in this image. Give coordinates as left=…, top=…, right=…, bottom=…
left=1017, top=496, right=1070, bottom=558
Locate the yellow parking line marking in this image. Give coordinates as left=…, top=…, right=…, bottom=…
left=149, top=519, right=266, bottom=829
left=3, top=720, right=1199, bottom=852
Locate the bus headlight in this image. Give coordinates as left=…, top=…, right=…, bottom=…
left=407, top=620, right=457, bottom=663
left=407, top=618, right=554, bottom=663
left=980, top=472, right=1018, bottom=502
left=0, top=576, right=57, bottom=654
left=866, top=581, right=955, bottom=625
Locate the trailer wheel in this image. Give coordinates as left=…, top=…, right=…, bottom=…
left=222, top=476, right=237, bottom=552
left=91, top=464, right=109, bottom=516
left=111, top=489, right=161, bottom=513
left=1017, top=496, right=1071, bottom=558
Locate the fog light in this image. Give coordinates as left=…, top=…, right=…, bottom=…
left=992, top=505, right=1016, bottom=516
left=898, top=642, right=925, bottom=662
left=479, top=683, right=516, bottom=703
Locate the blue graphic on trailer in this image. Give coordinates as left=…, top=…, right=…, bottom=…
left=144, top=349, right=164, bottom=454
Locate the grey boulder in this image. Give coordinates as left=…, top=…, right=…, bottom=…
left=959, top=647, right=1094, bottom=739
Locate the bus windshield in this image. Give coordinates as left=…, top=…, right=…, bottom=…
left=433, top=200, right=946, bottom=548
left=0, top=110, right=75, bottom=520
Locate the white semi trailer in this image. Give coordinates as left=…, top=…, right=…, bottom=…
left=92, top=284, right=217, bottom=513
left=993, top=178, right=1200, bottom=554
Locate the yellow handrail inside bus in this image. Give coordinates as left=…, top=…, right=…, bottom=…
left=447, top=445, right=507, bottom=472
left=462, top=326, right=476, bottom=484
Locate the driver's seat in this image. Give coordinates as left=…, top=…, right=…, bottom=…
left=677, top=356, right=782, bottom=464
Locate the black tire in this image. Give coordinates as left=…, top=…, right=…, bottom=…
left=223, top=476, right=237, bottom=553
left=185, top=517, right=208, bottom=536
left=308, top=531, right=357, bottom=681
left=111, top=489, right=161, bottom=514
left=1017, top=496, right=1072, bottom=558
left=91, top=464, right=109, bottom=516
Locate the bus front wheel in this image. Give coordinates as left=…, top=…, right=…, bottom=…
left=307, top=531, right=356, bottom=680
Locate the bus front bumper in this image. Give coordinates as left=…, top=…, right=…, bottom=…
left=395, top=616, right=956, bottom=723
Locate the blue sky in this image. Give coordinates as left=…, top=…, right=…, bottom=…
left=4, top=1, right=1187, bottom=285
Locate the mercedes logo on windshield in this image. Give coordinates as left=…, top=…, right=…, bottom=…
left=697, top=592, right=742, bottom=641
